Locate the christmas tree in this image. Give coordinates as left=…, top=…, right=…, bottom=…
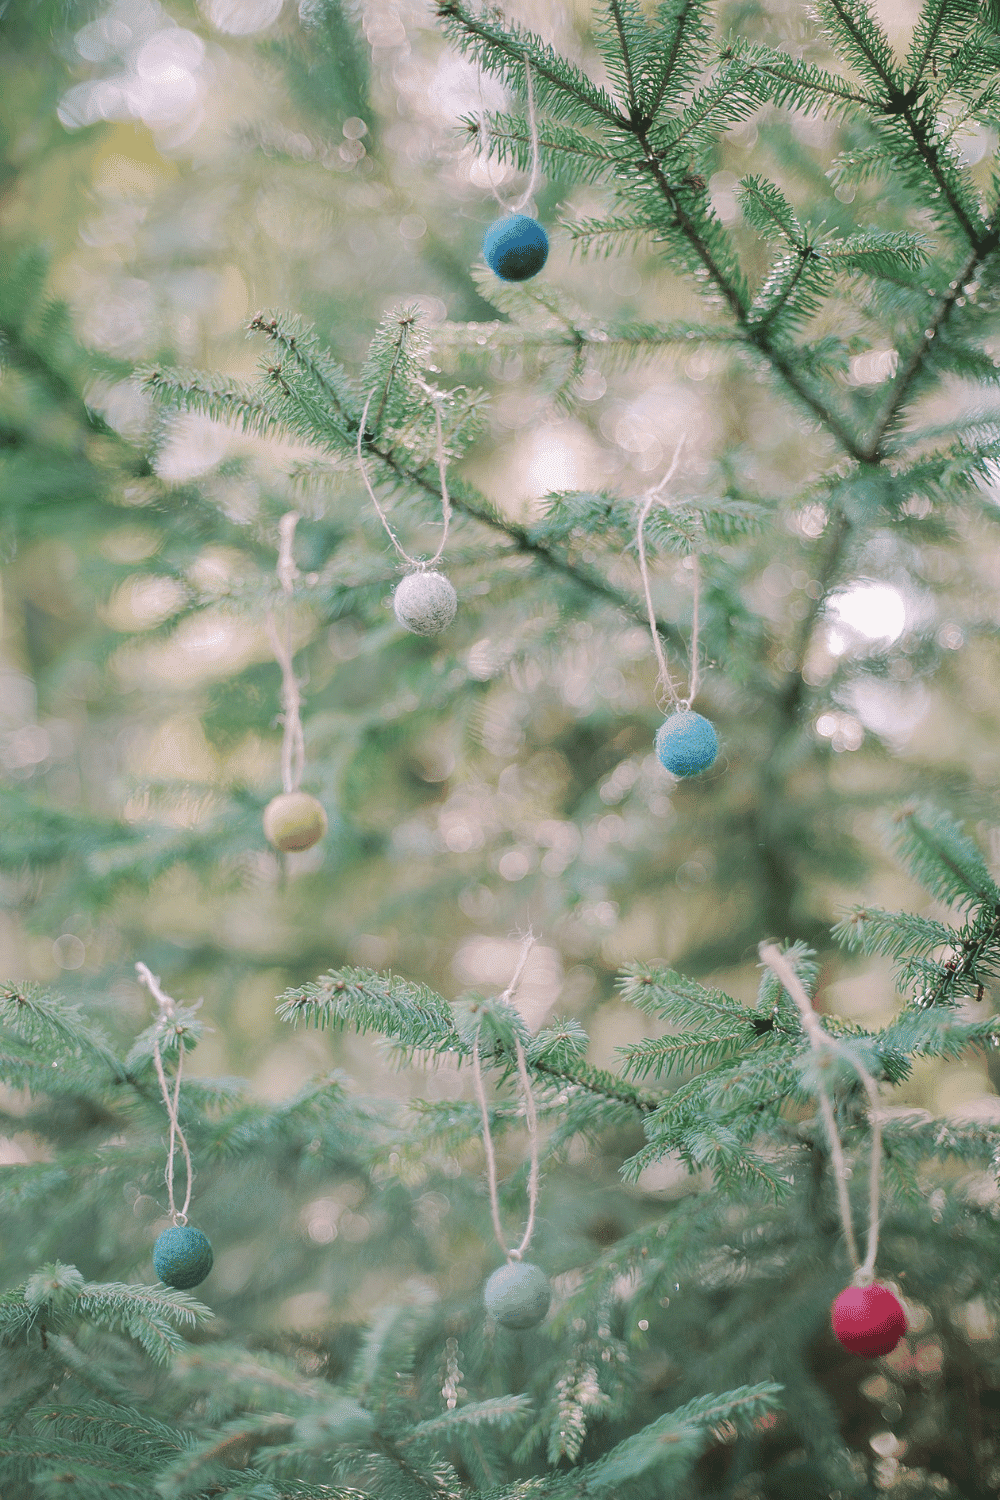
left=4, top=0, right=1000, bottom=1494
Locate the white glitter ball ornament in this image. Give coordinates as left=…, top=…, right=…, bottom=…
left=393, top=570, right=457, bottom=636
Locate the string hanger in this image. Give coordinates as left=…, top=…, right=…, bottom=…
left=469, top=934, right=541, bottom=1263
left=356, top=379, right=452, bottom=572
left=265, top=512, right=305, bottom=795
left=635, top=436, right=702, bottom=714
left=136, top=962, right=195, bottom=1227
left=759, top=943, right=883, bottom=1287
left=478, top=55, right=541, bottom=218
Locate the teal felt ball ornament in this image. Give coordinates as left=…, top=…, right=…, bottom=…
left=153, top=1225, right=214, bottom=1290
left=482, top=215, right=549, bottom=282
left=483, top=1260, right=551, bottom=1329
left=654, top=710, right=718, bottom=778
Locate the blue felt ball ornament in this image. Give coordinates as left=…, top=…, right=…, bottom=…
left=482, top=215, right=549, bottom=282
left=654, top=710, right=718, bottom=778
left=153, top=1225, right=214, bottom=1290
left=483, top=1260, right=552, bottom=1329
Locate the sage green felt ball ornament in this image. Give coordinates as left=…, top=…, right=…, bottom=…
left=484, top=1258, right=551, bottom=1329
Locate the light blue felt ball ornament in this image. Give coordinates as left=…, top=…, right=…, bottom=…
left=152, top=1225, right=214, bottom=1290
left=482, top=215, right=549, bottom=282
left=654, top=710, right=718, bottom=778
left=483, top=1259, right=552, bottom=1329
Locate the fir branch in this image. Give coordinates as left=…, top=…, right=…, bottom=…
left=722, top=41, right=871, bottom=111
left=248, top=311, right=355, bottom=431
left=817, top=0, right=900, bottom=96
left=528, top=1051, right=661, bottom=1115
left=644, top=0, right=706, bottom=124
left=434, top=0, right=626, bottom=128
left=887, top=99, right=989, bottom=251
left=607, top=0, right=640, bottom=118
left=480, top=121, right=624, bottom=181
left=140, top=367, right=284, bottom=440
left=892, top=804, right=999, bottom=909
left=407, top=1395, right=532, bottom=1440
left=277, top=968, right=461, bottom=1056
left=866, top=244, right=996, bottom=459
left=583, top=1381, right=784, bottom=1489
left=0, top=984, right=124, bottom=1082
left=906, top=0, right=977, bottom=83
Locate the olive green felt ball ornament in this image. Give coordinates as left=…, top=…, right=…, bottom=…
left=484, top=1259, right=551, bottom=1329
left=153, top=1224, right=214, bottom=1290
left=263, top=791, right=327, bottom=852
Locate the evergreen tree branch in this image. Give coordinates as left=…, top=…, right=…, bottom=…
left=435, top=1, right=627, bottom=128
left=483, top=125, right=624, bottom=172
left=528, top=1052, right=660, bottom=1114
left=644, top=0, right=704, bottom=123
left=892, top=102, right=988, bottom=249
left=248, top=312, right=354, bottom=429
left=722, top=44, right=871, bottom=109
left=908, top=0, right=955, bottom=83
left=753, top=248, right=820, bottom=331
left=820, top=0, right=900, bottom=96
left=865, top=243, right=996, bottom=459
left=0, top=316, right=121, bottom=447
left=607, top=0, right=640, bottom=118
left=625, top=120, right=868, bottom=459
left=365, top=314, right=415, bottom=434
left=374, top=1433, right=462, bottom=1500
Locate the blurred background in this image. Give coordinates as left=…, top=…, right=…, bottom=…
left=2, top=0, right=1000, bottom=1266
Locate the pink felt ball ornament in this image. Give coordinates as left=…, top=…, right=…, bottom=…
left=831, top=1282, right=906, bottom=1358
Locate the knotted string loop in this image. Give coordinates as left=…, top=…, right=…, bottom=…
left=479, top=57, right=541, bottom=218
left=469, top=935, right=541, bottom=1263
left=265, top=511, right=305, bottom=795
left=635, top=437, right=703, bottom=711
left=356, top=383, right=452, bottom=570
left=136, top=962, right=194, bottom=1226
left=759, top=943, right=883, bottom=1286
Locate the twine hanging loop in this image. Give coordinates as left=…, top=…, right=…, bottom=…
left=265, top=512, right=306, bottom=796
left=136, top=962, right=194, bottom=1227
left=479, top=56, right=541, bottom=218
left=759, top=943, right=883, bottom=1285
left=469, top=935, right=541, bottom=1263
left=635, top=436, right=704, bottom=713
left=356, top=382, right=452, bottom=571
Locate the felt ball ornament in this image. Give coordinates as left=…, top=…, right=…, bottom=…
left=831, top=1283, right=907, bottom=1358
left=153, top=1225, right=214, bottom=1290
left=483, top=1260, right=551, bottom=1329
left=263, top=791, right=328, bottom=852
left=655, top=710, right=718, bottom=777
left=393, top=570, right=458, bottom=636
left=482, top=215, right=549, bottom=282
